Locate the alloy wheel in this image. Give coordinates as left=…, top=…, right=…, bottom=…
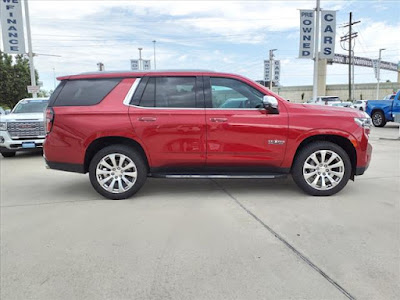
left=302, top=150, right=345, bottom=191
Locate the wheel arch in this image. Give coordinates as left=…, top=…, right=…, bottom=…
left=84, top=136, right=149, bottom=173
left=292, top=134, right=357, bottom=179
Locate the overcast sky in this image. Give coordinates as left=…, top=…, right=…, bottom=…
left=19, top=0, right=400, bottom=91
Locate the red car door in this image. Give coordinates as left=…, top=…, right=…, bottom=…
left=204, top=76, right=289, bottom=170
left=128, top=76, right=206, bottom=170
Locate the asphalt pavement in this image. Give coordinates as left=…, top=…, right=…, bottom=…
left=1, top=124, right=399, bottom=300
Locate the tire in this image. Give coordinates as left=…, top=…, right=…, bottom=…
left=372, top=111, right=386, bottom=127
left=292, top=141, right=352, bottom=196
left=89, top=145, right=148, bottom=200
left=1, top=152, right=16, bottom=158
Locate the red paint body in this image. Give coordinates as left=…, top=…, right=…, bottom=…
left=44, top=71, right=372, bottom=174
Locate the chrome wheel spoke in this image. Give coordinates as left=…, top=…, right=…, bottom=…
left=97, top=169, right=112, bottom=175
left=117, top=178, right=124, bottom=193
left=329, top=161, right=344, bottom=169
left=320, top=150, right=327, bottom=164
left=109, top=154, right=117, bottom=168
left=123, top=171, right=137, bottom=178
left=304, top=162, right=317, bottom=170
left=122, top=162, right=135, bottom=171
left=106, top=179, right=116, bottom=192
left=326, top=153, right=338, bottom=165
left=100, top=159, right=113, bottom=170
left=304, top=171, right=317, bottom=180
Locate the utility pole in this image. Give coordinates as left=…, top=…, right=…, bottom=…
left=269, top=49, right=277, bottom=90
left=53, top=67, right=56, bottom=89
left=97, top=62, right=105, bottom=71
left=152, top=40, right=156, bottom=70
left=24, top=0, right=37, bottom=98
left=312, top=0, right=321, bottom=102
left=341, top=12, right=360, bottom=101
left=138, top=48, right=143, bottom=70
left=377, top=48, right=386, bottom=99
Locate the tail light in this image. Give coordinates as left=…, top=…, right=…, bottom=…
left=45, top=107, right=54, bottom=134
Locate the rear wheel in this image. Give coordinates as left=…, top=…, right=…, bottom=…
left=89, top=145, right=147, bottom=200
left=292, top=142, right=352, bottom=196
left=1, top=152, right=16, bottom=158
left=372, top=111, right=386, bottom=127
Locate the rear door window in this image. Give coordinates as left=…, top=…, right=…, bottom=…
left=136, top=77, right=199, bottom=108
left=53, top=78, right=121, bottom=106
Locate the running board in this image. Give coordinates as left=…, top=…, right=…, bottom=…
left=149, top=174, right=287, bottom=179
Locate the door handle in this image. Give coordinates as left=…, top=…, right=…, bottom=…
left=138, top=117, right=157, bottom=122
left=210, top=117, right=228, bottom=123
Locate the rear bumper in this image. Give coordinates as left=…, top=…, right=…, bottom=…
left=45, top=159, right=85, bottom=174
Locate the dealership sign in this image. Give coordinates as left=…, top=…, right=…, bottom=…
left=320, top=11, right=336, bottom=59
left=299, top=9, right=336, bottom=59
left=131, top=59, right=139, bottom=71
left=299, top=10, right=315, bottom=59
left=0, top=0, right=26, bottom=54
left=143, top=60, right=151, bottom=71
left=264, top=60, right=280, bottom=84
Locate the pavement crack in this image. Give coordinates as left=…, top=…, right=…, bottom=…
left=211, top=179, right=356, bottom=300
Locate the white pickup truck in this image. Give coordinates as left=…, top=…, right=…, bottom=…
left=306, top=96, right=342, bottom=106
left=0, top=98, right=49, bottom=158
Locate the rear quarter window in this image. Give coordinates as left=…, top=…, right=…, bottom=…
left=53, top=78, right=121, bottom=106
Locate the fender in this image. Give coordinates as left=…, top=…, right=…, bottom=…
left=282, top=128, right=358, bottom=168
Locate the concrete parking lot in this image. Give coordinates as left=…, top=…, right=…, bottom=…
left=1, top=125, right=399, bottom=300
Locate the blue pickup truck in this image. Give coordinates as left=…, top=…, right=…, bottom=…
left=366, top=90, right=400, bottom=127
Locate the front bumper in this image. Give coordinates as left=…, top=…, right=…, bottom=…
left=356, top=142, right=372, bottom=176
left=0, top=130, right=45, bottom=152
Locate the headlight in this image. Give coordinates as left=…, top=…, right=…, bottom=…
left=354, top=117, right=372, bottom=128
left=0, top=122, right=6, bottom=131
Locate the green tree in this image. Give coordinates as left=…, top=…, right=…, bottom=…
left=0, top=51, right=39, bottom=109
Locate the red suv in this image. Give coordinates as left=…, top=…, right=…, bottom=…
left=44, top=70, right=372, bottom=199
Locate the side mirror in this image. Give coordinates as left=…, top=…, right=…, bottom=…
left=263, top=95, right=279, bottom=114
left=5, top=109, right=11, bottom=115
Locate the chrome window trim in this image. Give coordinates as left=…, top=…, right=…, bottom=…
left=123, top=78, right=141, bottom=106
left=129, top=105, right=263, bottom=111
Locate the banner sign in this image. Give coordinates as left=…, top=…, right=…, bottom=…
left=264, top=60, right=271, bottom=81
left=299, top=10, right=315, bottom=59
left=273, top=60, right=280, bottom=84
left=143, top=60, right=151, bottom=70
left=0, top=0, right=26, bottom=54
left=372, top=59, right=379, bottom=79
left=320, top=11, right=336, bottom=59
left=130, top=59, right=139, bottom=71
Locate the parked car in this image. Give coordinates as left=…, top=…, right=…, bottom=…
left=332, top=102, right=352, bottom=108
left=0, top=107, right=5, bottom=115
left=0, top=98, right=49, bottom=157
left=44, top=70, right=372, bottom=199
left=366, top=90, right=400, bottom=127
left=306, top=96, right=341, bottom=106
left=352, top=100, right=367, bottom=111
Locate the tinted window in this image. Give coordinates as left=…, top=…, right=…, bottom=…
left=54, top=79, right=121, bottom=106
left=139, top=78, right=155, bottom=107
left=210, top=77, right=264, bottom=108
left=156, top=77, right=196, bottom=108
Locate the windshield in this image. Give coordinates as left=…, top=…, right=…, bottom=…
left=322, top=97, right=340, bottom=102
left=12, top=99, right=48, bottom=114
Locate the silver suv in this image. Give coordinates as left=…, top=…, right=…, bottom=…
left=0, top=98, right=48, bottom=158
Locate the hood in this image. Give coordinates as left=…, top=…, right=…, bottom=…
left=290, top=102, right=366, bottom=118
left=0, top=112, right=44, bottom=122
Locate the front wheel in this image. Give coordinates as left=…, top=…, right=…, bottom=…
left=292, top=142, right=352, bottom=196
left=89, top=145, right=148, bottom=200
left=372, top=111, right=386, bottom=127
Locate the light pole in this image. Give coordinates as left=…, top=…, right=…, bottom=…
left=269, top=49, right=277, bottom=90
left=138, top=48, right=143, bottom=70
left=312, top=0, right=321, bottom=102
left=376, top=48, right=386, bottom=99
left=24, top=0, right=37, bottom=98
left=152, top=40, right=156, bottom=70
